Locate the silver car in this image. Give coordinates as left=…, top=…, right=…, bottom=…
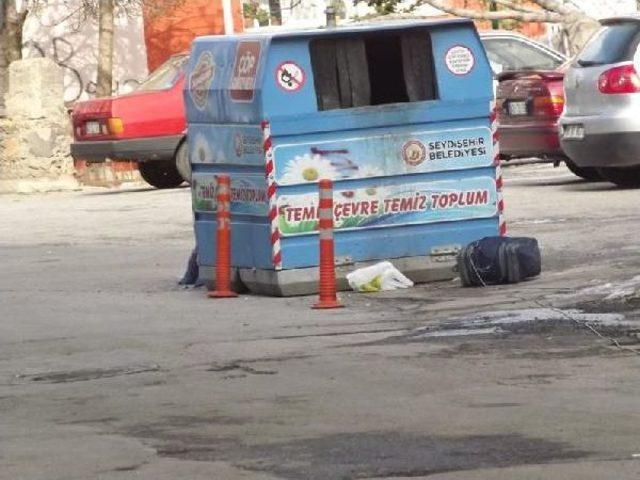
left=560, top=16, right=640, bottom=187
left=480, top=31, right=565, bottom=75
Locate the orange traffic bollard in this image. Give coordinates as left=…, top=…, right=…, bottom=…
left=312, top=179, right=343, bottom=309
left=208, top=174, right=238, bottom=299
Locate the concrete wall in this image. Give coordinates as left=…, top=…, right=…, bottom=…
left=0, top=58, right=77, bottom=193
left=21, top=0, right=149, bottom=104
left=19, top=0, right=247, bottom=104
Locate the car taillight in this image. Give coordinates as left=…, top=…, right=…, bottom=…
left=532, top=95, right=564, bottom=117
left=598, top=64, right=640, bottom=94
left=80, top=117, right=124, bottom=137
left=107, top=117, right=124, bottom=135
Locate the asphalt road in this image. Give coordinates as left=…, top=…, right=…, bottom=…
left=1, top=163, right=640, bottom=479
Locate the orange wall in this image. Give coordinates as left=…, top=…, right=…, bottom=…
left=143, top=0, right=244, bottom=72
left=450, top=0, right=546, bottom=38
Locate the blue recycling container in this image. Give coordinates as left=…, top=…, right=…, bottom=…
left=184, top=19, right=502, bottom=296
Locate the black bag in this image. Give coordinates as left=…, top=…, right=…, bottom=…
left=457, top=237, right=541, bottom=287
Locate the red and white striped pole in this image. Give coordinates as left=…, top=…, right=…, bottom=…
left=491, top=100, right=507, bottom=236
left=261, top=121, right=282, bottom=270
left=496, top=163, right=507, bottom=236
left=312, top=179, right=343, bottom=309
left=208, top=174, right=238, bottom=298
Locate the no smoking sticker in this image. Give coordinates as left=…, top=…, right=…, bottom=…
left=445, top=45, right=475, bottom=76
left=276, top=61, right=305, bottom=92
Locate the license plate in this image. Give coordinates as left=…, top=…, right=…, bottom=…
left=563, top=124, right=584, bottom=140
left=508, top=101, right=527, bottom=116
left=85, top=121, right=100, bottom=135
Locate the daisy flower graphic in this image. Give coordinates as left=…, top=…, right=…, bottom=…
left=280, top=154, right=338, bottom=185
left=192, top=133, right=214, bottom=163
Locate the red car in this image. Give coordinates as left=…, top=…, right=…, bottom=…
left=70, top=54, right=190, bottom=188
left=497, top=69, right=565, bottom=158
left=497, top=64, right=601, bottom=181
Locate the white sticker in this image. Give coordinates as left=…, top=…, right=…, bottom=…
left=445, top=45, right=475, bottom=76
left=276, top=61, right=306, bottom=92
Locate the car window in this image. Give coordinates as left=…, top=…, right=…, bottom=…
left=137, top=55, right=188, bottom=91
left=577, top=22, right=640, bottom=66
left=482, top=38, right=562, bottom=72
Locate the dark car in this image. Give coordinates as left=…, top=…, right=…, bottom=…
left=478, top=33, right=594, bottom=178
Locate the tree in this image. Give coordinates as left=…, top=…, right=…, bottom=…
left=96, top=0, right=114, bottom=97
left=1, top=0, right=188, bottom=106
left=363, top=0, right=600, bottom=54
left=0, top=1, right=28, bottom=66
left=0, top=0, right=118, bottom=104
left=0, top=1, right=29, bottom=110
left=92, top=0, right=186, bottom=97
left=269, top=0, right=282, bottom=25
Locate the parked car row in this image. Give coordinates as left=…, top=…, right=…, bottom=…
left=498, top=15, right=640, bottom=187
left=560, top=16, right=640, bottom=187
left=69, top=20, right=640, bottom=189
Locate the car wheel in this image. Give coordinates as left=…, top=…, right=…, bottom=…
left=138, top=160, right=185, bottom=189
left=174, top=141, right=191, bottom=184
left=596, top=167, right=640, bottom=188
left=565, top=160, right=602, bottom=181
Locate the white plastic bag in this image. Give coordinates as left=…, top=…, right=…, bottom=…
left=346, top=261, right=414, bottom=292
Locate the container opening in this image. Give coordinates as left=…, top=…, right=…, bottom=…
left=366, top=35, right=408, bottom=105
left=310, top=30, right=437, bottom=111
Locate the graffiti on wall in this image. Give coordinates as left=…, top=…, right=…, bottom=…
left=23, top=37, right=141, bottom=103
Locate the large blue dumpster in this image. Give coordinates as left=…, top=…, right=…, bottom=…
left=184, top=19, right=502, bottom=296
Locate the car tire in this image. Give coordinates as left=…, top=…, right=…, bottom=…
left=565, top=160, right=602, bottom=181
left=174, top=141, right=191, bottom=184
left=138, top=160, right=185, bottom=189
left=596, top=167, right=640, bottom=188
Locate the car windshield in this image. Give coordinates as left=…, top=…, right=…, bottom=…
left=137, top=55, right=188, bottom=91
left=577, top=22, right=640, bottom=66
left=483, top=37, right=563, bottom=72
